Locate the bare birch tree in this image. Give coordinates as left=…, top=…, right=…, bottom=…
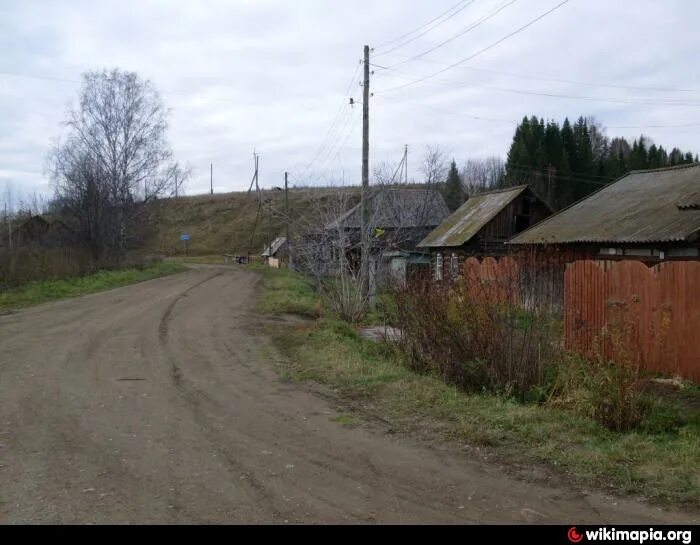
left=419, top=145, right=449, bottom=185
left=461, top=157, right=506, bottom=195
left=49, top=69, right=179, bottom=264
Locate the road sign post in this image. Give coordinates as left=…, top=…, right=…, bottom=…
left=180, top=234, right=190, bottom=261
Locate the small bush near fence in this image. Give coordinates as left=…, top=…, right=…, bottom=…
left=392, top=257, right=654, bottom=432
left=392, top=257, right=559, bottom=400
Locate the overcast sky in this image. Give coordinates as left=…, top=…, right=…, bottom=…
left=1, top=0, right=699, bottom=203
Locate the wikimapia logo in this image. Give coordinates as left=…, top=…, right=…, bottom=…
left=567, top=527, right=693, bottom=544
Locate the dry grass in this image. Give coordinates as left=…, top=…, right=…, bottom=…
left=141, top=187, right=361, bottom=256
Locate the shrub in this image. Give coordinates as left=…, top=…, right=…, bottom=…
left=547, top=354, right=650, bottom=432
left=392, top=262, right=559, bottom=399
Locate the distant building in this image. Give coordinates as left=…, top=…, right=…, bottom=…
left=417, top=185, right=552, bottom=279
left=314, top=187, right=450, bottom=284
left=509, top=164, right=700, bottom=262
left=261, top=236, right=288, bottom=268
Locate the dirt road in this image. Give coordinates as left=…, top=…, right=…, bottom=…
left=0, top=265, right=695, bottom=523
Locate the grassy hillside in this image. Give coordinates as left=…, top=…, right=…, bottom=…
left=142, top=187, right=361, bottom=256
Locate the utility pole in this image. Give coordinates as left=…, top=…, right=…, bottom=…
left=268, top=196, right=273, bottom=254
left=404, top=144, right=408, bottom=184
left=360, top=44, right=370, bottom=301
left=4, top=203, right=10, bottom=252
left=285, top=171, right=292, bottom=269
left=210, top=163, right=213, bottom=195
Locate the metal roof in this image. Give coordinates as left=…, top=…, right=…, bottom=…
left=262, top=236, right=287, bottom=257
left=325, top=188, right=450, bottom=230
left=417, top=185, right=529, bottom=248
left=510, top=163, right=700, bottom=245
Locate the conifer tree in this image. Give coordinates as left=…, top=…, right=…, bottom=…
left=442, top=160, right=466, bottom=211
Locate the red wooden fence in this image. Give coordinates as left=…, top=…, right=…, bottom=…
left=565, top=260, right=700, bottom=382
left=461, top=256, right=519, bottom=305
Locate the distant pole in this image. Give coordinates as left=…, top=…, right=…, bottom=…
left=285, top=171, right=292, bottom=269
left=255, top=152, right=260, bottom=204
left=267, top=196, right=273, bottom=261
left=210, top=163, right=213, bottom=195
left=4, top=203, right=11, bottom=252
left=360, top=44, right=370, bottom=300
left=404, top=144, right=408, bottom=184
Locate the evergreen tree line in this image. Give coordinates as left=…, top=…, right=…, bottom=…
left=503, top=115, right=698, bottom=210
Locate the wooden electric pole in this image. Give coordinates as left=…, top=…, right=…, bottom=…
left=360, top=44, right=370, bottom=299
left=210, top=163, right=213, bottom=195
left=404, top=144, right=408, bottom=184
left=285, top=171, right=292, bottom=269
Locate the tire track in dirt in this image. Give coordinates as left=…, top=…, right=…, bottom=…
left=155, top=269, right=290, bottom=521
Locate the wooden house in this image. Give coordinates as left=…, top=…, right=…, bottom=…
left=509, top=164, right=700, bottom=263
left=417, top=185, right=551, bottom=279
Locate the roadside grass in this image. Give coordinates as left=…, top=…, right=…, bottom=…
left=256, top=265, right=700, bottom=508
left=0, top=261, right=186, bottom=312
left=253, top=264, right=322, bottom=318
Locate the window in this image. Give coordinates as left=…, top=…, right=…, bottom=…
left=450, top=253, right=460, bottom=279
left=623, top=248, right=653, bottom=257
left=668, top=247, right=700, bottom=257
left=515, top=215, right=530, bottom=233
left=599, top=248, right=622, bottom=256
left=435, top=253, right=443, bottom=281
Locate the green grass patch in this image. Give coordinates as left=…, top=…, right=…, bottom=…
left=331, top=414, right=360, bottom=427
left=0, top=261, right=186, bottom=312
left=256, top=266, right=700, bottom=508
left=253, top=264, right=322, bottom=318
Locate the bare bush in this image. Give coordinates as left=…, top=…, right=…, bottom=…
left=288, top=180, right=446, bottom=322
left=392, top=259, right=558, bottom=398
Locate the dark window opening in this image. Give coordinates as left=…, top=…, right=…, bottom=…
left=515, top=214, right=530, bottom=233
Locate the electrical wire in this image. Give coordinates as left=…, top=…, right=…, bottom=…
left=383, top=0, right=519, bottom=70
left=375, top=65, right=700, bottom=108
left=373, top=0, right=474, bottom=54
left=377, top=0, right=573, bottom=94
left=375, top=55, right=700, bottom=95
left=298, top=60, right=362, bottom=179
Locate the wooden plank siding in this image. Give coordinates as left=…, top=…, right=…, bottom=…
left=564, top=260, right=700, bottom=382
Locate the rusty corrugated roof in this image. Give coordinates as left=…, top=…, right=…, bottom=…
left=417, top=185, right=529, bottom=248
left=510, top=163, right=700, bottom=245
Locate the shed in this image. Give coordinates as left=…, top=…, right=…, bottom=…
left=261, top=236, right=288, bottom=258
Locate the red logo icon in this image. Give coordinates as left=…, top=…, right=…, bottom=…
left=568, top=527, right=584, bottom=543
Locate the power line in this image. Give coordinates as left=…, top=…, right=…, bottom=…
left=312, top=109, right=361, bottom=178
left=375, top=65, right=700, bottom=108
left=375, top=93, right=517, bottom=124
left=505, top=164, right=611, bottom=186
left=383, top=0, right=519, bottom=70
left=377, top=55, right=700, bottom=95
left=377, top=93, right=700, bottom=130
left=377, top=0, right=574, bottom=94
left=298, top=60, right=362, bottom=179
left=506, top=162, right=614, bottom=182
left=373, top=0, right=474, bottom=54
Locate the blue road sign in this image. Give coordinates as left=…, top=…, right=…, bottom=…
left=180, top=234, right=191, bottom=242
